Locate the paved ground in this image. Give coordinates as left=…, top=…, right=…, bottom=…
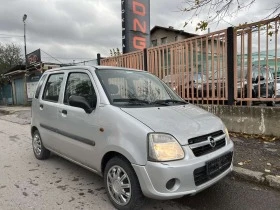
left=232, top=135, right=280, bottom=176
left=0, top=107, right=31, bottom=125
left=1, top=116, right=280, bottom=209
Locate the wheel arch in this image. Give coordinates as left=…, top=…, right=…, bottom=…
left=31, top=126, right=38, bottom=136
left=101, top=151, right=134, bottom=176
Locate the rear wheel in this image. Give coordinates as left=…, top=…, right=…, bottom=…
left=104, top=157, right=145, bottom=210
left=32, top=130, right=50, bottom=160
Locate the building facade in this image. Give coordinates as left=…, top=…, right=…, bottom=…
left=150, top=26, right=197, bottom=47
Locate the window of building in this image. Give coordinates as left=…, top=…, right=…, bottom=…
left=42, top=73, right=64, bottom=103
left=151, top=40, right=157, bottom=47
left=64, top=72, right=97, bottom=109
left=161, top=37, right=167, bottom=45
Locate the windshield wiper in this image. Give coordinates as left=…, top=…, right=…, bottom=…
left=151, top=99, right=188, bottom=106
left=113, top=98, right=150, bottom=105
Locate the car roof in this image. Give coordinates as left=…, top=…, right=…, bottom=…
left=44, top=65, right=144, bottom=73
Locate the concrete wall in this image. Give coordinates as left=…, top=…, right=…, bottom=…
left=198, top=105, right=280, bottom=137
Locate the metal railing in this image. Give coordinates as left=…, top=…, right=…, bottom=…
left=101, top=50, right=144, bottom=70
left=234, top=16, right=280, bottom=106
left=100, top=17, right=280, bottom=106
left=148, top=29, right=228, bottom=104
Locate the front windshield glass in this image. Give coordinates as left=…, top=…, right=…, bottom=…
left=96, top=69, right=186, bottom=107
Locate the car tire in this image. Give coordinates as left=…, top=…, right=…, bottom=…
left=104, top=156, right=145, bottom=210
left=32, top=130, right=50, bottom=160
left=267, top=94, right=275, bottom=107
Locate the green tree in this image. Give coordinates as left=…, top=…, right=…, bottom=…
left=182, top=0, right=280, bottom=31
left=0, top=43, right=23, bottom=74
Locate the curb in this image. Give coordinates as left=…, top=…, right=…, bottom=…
left=233, top=166, right=280, bottom=190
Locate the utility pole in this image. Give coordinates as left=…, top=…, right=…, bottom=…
left=23, top=14, right=27, bottom=66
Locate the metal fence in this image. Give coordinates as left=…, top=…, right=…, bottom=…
left=100, top=50, right=144, bottom=70
left=234, top=17, right=280, bottom=106
left=100, top=17, right=280, bottom=106
left=148, top=29, right=228, bottom=104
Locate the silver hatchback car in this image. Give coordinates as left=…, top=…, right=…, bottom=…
left=31, top=66, right=234, bottom=210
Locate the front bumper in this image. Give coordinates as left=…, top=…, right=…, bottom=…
left=132, top=140, right=234, bottom=200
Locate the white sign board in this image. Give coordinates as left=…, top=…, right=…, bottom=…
left=27, top=82, right=38, bottom=99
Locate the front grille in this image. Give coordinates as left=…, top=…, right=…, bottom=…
left=188, top=130, right=226, bottom=157
left=192, top=138, right=226, bottom=157
left=188, top=130, right=224, bottom=145
left=193, top=152, right=233, bottom=186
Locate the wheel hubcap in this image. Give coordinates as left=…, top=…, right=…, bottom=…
left=33, top=134, right=42, bottom=156
left=107, top=165, right=131, bottom=206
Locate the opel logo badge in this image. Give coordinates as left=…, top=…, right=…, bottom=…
left=208, top=136, right=216, bottom=148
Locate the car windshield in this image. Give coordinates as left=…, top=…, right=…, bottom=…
left=96, top=69, right=186, bottom=107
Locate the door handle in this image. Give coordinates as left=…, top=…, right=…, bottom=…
left=62, top=110, right=67, bottom=115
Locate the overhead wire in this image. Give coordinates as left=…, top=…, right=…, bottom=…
left=40, top=50, right=96, bottom=65
left=40, top=49, right=63, bottom=64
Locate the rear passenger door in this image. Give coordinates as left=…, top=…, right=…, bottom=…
left=55, top=70, right=99, bottom=169
left=38, top=73, right=65, bottom=151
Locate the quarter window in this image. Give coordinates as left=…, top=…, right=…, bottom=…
left=35, top=74, right=47, bottom=99
left=64, top=73, right=97, bottom=109
left=42, top=74, right=64, bottom=103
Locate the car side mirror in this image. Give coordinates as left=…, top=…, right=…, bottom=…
left=69, top=95, right=93, bottom=114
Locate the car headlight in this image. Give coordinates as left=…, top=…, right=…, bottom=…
left=224, top=127, right=231, bottom=143
left=148, top=133, right=185, bottom=162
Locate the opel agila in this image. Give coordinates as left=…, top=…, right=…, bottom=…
left=31, top=66, right=234, bottom=210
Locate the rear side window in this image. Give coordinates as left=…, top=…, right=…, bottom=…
left=64, top=73, right=97, bottom=109
left=42, top=73, right=64, bottom=103
left=35, top=75, right=47, bottom=99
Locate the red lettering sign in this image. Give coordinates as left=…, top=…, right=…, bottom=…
left=132, top=0, right=147, bottom=50
left=122, top=0, right=150, bottom=53
left=133, top=36, right=146, bottom=50
left=28, top=54, right=38, bottom=64
left=133, top=1, right=146, bottom=16
left=133, top=19, right=146, bottom=33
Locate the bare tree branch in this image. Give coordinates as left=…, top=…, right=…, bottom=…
left=181, top=0, right=279, bottom=31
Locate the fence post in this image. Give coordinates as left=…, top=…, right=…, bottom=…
left=143, top=48, right=148, bottom=71
left=227, top=27, right=235, bottom=105
left=97, top=53, right=101, bottom=65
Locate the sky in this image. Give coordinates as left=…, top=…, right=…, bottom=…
left=0, top=0, right=279, bottom=65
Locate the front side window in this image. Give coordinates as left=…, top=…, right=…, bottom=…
left=42, top=73, right=64, bottom=103
left=96, top=69, right=185, bottom=107
left=64, top=73, right=97, bottom=109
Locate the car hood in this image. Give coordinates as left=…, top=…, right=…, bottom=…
left=121, top=104, right=224, bottom=145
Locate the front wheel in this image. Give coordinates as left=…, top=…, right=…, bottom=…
left=104, top=157, right=145, bottom=210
